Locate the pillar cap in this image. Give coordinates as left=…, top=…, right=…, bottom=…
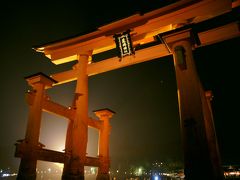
left=25, top=72, right=58, bottom=88
left=158, top=26, right=200, bottom=50
left=93, top=108, right=115, bottom=119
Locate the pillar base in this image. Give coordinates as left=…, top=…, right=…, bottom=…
left=97, top=173, right=110, bottom=180
left=17, top=156, right=37, bottom=180
left=17, top=172, right=36, bottom=180
left=62, top=173, right=85, bottom=180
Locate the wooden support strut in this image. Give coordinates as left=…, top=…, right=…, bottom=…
left=15, top=142, right=101, bottom=166
left=26, top=91, right=75, bottom=120
left=26, top=89, right=103, bottom=128
left=16, top=73, right=57, bottom=180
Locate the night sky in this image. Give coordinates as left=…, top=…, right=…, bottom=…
left=1, top=0, right=240, bottom=172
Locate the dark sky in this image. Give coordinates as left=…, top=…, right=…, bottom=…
left=0, top=0, right=240, bottom=171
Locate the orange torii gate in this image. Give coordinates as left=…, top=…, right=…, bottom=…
left=15, top=0, right=240, bottom=179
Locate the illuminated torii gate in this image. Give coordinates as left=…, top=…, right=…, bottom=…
left=15, top=0, right=240, bottom=179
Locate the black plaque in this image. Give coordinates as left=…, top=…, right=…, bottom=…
left=114, top=30, right=134, bottom=58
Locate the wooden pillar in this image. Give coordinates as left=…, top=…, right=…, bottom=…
left=162, top=29, right=223, bottom=180
left=64, top=118, right=73, bottom=166
left=17, top=73, right=56, bottom=180
left=62, top=53, right=90, bottom=180
left=204, top=90, right=224, bottom=179
left=94, top=109, right=115, bottom=180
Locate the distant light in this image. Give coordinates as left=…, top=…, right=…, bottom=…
left=2, top=173, right=10, bottom=177
left=154, top=175, right=159, bottom=180
left=138, top=168, right=142, bottom=174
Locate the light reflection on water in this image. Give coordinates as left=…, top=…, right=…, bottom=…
left=36, top=174, right=96, bottom=180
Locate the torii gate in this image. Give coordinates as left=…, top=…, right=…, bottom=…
left=15, top=0, right=240, bottom=179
